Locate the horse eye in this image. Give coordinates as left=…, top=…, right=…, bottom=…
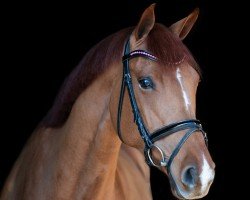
left=138, top=77, right=154, bottom=89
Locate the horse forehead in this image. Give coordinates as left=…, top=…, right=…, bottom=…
left=134, top=58, right=198, bottom=85
left=164, top=64, right=199, bottom=83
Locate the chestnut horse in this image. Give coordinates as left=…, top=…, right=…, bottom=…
left=1, top=4, right=215, bottom=200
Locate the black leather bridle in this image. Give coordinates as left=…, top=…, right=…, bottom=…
left=117, top=39, right=208, bottom=176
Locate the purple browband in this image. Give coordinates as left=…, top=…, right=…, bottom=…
left=122, top=50, right=157, bottom=62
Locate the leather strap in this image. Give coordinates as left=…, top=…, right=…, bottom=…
left=117, top=40, right=154, bottom=148
left=150, top=119, right=201, bottom=142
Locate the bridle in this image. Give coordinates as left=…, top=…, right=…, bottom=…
left=117, top=39, right=208, bottom=175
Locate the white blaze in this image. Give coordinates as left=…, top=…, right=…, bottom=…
left=176, top=68, right=191, bottom=111
left=200, top=154, right=215, bottom=192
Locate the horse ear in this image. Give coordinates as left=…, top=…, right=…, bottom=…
left=169, top=8, right=199, bottom=40
left=131, top=4, right=156, bottom=44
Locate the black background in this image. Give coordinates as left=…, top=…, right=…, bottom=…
left=1, top=0, right=246, bottom=199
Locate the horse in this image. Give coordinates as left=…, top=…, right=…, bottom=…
left=1, top=4, right=215, bottom=200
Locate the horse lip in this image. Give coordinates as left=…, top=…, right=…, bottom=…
left=168, top=175, right=186, bottom=199
left=171, top=187, right=186, bottom=200
left=167, top=168, right=198, bottom=200
left=169, top=178, right=208, bottom=200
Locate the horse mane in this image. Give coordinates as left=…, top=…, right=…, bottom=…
left=41, top=23, right=199, bottom=128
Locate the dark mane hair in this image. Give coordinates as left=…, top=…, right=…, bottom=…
left=42, top=23, right=199, bottom=128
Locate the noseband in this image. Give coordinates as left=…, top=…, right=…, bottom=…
left=117, top=39, right=208, bottom=175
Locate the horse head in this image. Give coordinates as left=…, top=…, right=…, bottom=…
left=110, top=4, right=215, bottom=199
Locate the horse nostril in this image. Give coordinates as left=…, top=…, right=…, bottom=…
left=182, top=166, right=198, bottom=189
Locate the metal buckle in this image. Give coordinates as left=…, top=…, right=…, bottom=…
left=147, top=144, right=167, bottom=167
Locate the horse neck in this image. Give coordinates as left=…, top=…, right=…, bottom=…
left=1, top=62, right=152, bottom=200
left=54, top=63, right=122, bottom=199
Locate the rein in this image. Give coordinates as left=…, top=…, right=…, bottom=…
left=117, top=39, right=208, bottom=175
